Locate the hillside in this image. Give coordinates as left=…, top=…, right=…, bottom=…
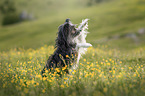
left=0, top=0, right=145, bottom=95
left=0, top=0, right=145, bottom=51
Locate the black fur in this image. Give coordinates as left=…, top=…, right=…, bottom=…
left=41, top=19, right=81, bottom=77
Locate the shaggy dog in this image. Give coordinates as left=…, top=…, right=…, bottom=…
left=41, top=19, right=91, bottom=77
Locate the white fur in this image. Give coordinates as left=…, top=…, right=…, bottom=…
left=77, top=43, right=92, bottom=48
left=72, top=19, right=92, bottom=69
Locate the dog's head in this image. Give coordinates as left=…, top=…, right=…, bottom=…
left=60, top=19, right=81, bottom=38
left=56, top=19, right=81, bottom=48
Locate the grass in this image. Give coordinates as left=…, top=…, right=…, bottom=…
left=0, top=0, right=145, bottom=51
left=0, top=45, right=145, bottom=96
left=0, top=0, right=145, bottom=95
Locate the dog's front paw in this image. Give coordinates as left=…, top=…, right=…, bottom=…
left=77, top=43, right=92, bottom=48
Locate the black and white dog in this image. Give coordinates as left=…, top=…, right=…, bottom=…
left=41, top=19, right=92, bottom=77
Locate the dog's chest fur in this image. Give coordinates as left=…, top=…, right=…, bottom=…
left=50, top=47, right=77, bottom=67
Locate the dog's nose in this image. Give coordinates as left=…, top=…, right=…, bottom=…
left=65, top=19, right=70, bottom=23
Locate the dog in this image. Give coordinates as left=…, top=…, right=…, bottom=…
left=41, top=19, right=92, bottom=77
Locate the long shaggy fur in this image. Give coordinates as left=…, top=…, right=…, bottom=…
left=41, top=19, right=81, bottom=76
left=41, top=19, right=92, bottom=77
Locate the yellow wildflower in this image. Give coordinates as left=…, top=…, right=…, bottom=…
left=103, top=87, right=107, bottom=93
left=42, top=89, right=45, bottom=93
left=24, top=88, right=29, bottom=93
left=66, top=55, right=69, bottom=58
left=60, top=84, right=65, bottom=88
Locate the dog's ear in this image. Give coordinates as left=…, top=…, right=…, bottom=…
left=64, top=23, right=69, bottom=29
left=65, top=18, right=70, bottom=23
left=63, top=23, right=70, bottom=36
left=63, top=18, right=71, bottom=33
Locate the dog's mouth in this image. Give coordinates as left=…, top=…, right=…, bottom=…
left=71, top=26, right=81, bottom=38
left=71, top=25, right=77, bottom=33
left=71, top=29, right=76, bottom=34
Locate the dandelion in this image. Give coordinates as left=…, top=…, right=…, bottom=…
left=99, top=74, right=102, bottom=77
left=129, top=84, right=133, bottom=88
left=36, top=82, right=39, bottom=86
left=98, top=69, right=101, bottom=73
left=45, top=70, right=49, bottom=73
left=85, top=74, right=89, bottom=77
left=109, top=70, right=112, bottom=73
left=66, top=55, right=69, bottom=58
left=31, top=80, right=35, bottom=84
left=113, top=70, right=115, bottom=74
left=42, top=89, right=46, bottom=93
left=64, top=77, right=68, bottom=80
left=24, top=88, right=29, bottom=93
left=83, top=59, right=86, bottom=62
left=42, top=77, right=47, bottom=81
left=72, top=72, right=75, bottom=75
left=55, top=68, right=60, bottom=73
left=73, top=81, right=76, bottom=84
left=92, top=53, right=95, bottom=56
left=3, top=84, right=6, bottom=88
left=107, top=63, right=110, bottom=66
left=11, top=80, right=14, bottom=83
left=74, top=70, right=76, bottom=72
left=90, top=63, right=93, bottom=67
left=103, top=87, right=107, bottom=93
left=62, top=66, right=67, bottom=71
left=129, top=67, right=132, bottom=70
left=87, top=65, right=90, bottom=69
left=60, top=84, right=65, bottom=88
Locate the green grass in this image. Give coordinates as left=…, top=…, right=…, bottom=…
left=0, top=0, right=145, bottom=95
left=0, top=0, right=145, bottom=51
left=0, top=45, right=145, bottom=96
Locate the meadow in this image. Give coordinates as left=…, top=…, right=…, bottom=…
left=0, top=45, right=145, bottom=96
left=0, top=0, right=145, bottom=96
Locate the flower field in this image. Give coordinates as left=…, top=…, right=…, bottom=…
left=0, top=45, right=145, bottom=96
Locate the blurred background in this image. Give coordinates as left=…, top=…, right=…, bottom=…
left=0, top=0, right=145, bottom=51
